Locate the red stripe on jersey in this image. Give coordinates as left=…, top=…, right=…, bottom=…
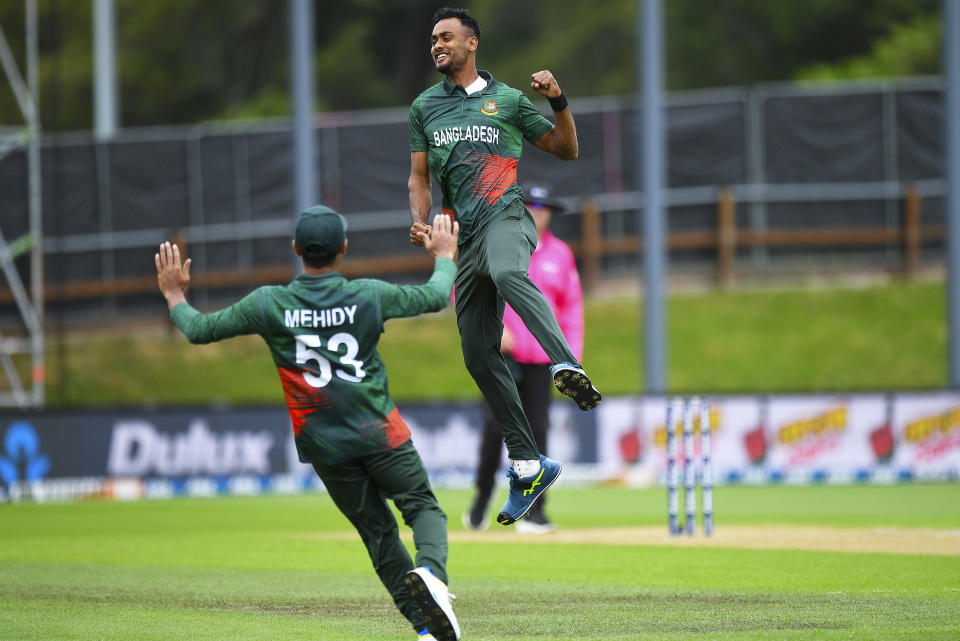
left=465, top=152, right=519, bottom=204
left=384, top=407, right=412, bottom=448
left=277, top=366, right=332, bottom=436
left=441, top=208, right=457, bottom=221
left=356, top=407, right=412, bottom=449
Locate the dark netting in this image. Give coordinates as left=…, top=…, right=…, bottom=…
left=550, top=211, right=581, bottom=244
left=765, top=92, right=884, bottom=183
left=338, top=121, right=411, bottom=213
left=114, top=246, right=158, bottom=279
left=250, top=235, right=293, bottom=265
left=346, top=228, right=423, bottom=260
left=0, top=83, right=947, bottom=326
left=920, top=195, right=945, bottom=228
left=896, top=90, right=943, bottom=181
left=45, top=250, right=102, bottom=285
left=620, top=97, right=749, bottom=191
left=766, top=200, right=888, bottom=229
left=518, top=109, right=606, bottom=196
left=669, top=100, right=747, bottom=188
left=202, top=239, right=243, bottom=271
left=0, top=151, right=29, bottom=239
left=669, top=203, right=716, bottom=232
left=108, top=140, right=190, bottom=232
left=198, top=134, right=241, bottom=225
left=42, top=142, right=99, bottom=237
left=620, top=105, right=640, bottom=191
left=245, top=131, right=294, bottom=220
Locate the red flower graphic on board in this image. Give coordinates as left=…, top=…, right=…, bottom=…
left=619, top=429, right=642, bottom=463
left=744, top=425, right=767, bottom=464
left=870, top=423, right=895, bottom=462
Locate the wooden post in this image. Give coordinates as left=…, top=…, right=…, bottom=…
left=580, top=201, right=601, bottom=294
left=716, top=188, right=736, bottom=286
left=904, top=186, right=921, bottom=278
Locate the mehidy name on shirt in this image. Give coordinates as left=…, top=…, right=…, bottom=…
left=284, top=305, right=357, bottom=329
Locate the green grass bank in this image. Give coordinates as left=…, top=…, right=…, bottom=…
left=41, top=278, right=946, bottom=406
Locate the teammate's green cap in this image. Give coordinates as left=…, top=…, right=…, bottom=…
left=295, top=205, right=348, bottom=259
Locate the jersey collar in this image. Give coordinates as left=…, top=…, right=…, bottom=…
left=294, top=271, right=344, bottom=283
left=442, top=69, right=497, bottom=96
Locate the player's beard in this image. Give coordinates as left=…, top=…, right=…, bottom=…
left=436, top=50, right=463, bottom=76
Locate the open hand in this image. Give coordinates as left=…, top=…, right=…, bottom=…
left=155, top=241, right=191, bottom=310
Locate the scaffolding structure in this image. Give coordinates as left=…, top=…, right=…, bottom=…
left=0, top=0, right=43, bottom=408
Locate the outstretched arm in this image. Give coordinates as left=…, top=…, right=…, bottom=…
left=408, top=151, right=433, bottom=246
left=156, top=240, right=260, bottom=343
left=530, top=70, right=578, bottom=161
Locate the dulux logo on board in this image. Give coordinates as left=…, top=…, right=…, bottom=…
left=107, top=419, right=275, bottom=477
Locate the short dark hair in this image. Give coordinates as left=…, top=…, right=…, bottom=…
left=432, top=7, right=481, bottom=40
left=302, top=252, right=337, bottom=270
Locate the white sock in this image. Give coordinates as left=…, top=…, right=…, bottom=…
left=512, top=459, right=541, bottom=478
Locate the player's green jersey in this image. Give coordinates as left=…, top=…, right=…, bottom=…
left=409, top=70, right=554, bottom=244
left=170, top=258, right=456, bottom=465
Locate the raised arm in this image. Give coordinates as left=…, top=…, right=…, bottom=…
left=156, top=240, right=260, bottom=344
left=408, top=151, right=433, bottom=246
left=530, top=70, right=578, bottom=161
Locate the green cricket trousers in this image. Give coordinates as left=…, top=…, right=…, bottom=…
left=310, top=439, right=448, bottom=633
left=455, top=200, right=579, bottom=461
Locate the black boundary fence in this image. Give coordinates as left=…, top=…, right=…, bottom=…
left=0, top=77, right=948, bottom=327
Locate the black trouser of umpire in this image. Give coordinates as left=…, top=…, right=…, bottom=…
left=474, top=356, right=553, bottom=518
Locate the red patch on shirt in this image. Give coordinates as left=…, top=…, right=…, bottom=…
left=358, top=407, right=412, bottom=449
left=465, top=152, right=518, bottom=205
left=277, top=366, right=332, bottom=436
left=441, top=208, right=457, bottom=221
left=384, top=408, right=412, bottom=448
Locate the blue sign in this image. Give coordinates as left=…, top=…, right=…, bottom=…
left=0, top=421, right=50, bottom=484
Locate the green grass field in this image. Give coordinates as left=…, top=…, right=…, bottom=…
left=42, top=278, right=947, bottom=406
left=3, top=483, right=959, bottom=640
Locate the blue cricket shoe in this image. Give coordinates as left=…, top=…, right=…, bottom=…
left=496, top=455, right=562, bottom=525
left=550, top=362, right=602, bottom=411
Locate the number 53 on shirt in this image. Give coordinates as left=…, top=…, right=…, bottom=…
left=295, top=332, right=366, bottom=388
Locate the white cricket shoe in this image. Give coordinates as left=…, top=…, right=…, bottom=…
left=405, top=567, right=460, bottom=641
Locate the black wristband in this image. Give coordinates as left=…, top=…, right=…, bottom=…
left=547, top=92, right=568, bottom=112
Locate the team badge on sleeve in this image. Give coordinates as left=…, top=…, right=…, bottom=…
left=481, top=99, right=499, bottom=115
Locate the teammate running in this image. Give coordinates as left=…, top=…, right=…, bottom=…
left=155, top=207, right=461, bottom=641
left=407, top=7, right=601, bottom=527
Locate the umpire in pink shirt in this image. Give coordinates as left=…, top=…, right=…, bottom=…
left=463, top=184, right=584, bottom=533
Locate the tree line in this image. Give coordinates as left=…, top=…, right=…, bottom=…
left=0, top=0, right=943, bottom=132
